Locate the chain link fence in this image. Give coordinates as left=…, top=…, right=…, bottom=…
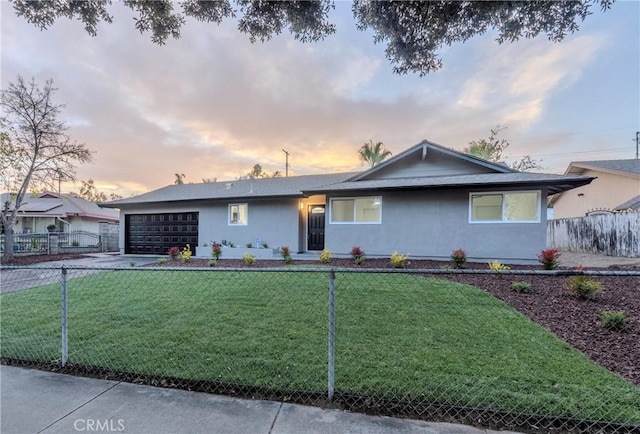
left=1, top=265, right=639, bottom=433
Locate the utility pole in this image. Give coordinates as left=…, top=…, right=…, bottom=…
left=282, top=149, right=290, bottom=177
left=635, top=132, right=639, bottom=159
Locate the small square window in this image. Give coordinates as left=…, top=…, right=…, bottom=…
left=229, top=204, right=248, bottom=225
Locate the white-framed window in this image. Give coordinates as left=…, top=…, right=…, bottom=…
left=330, top=196, right=381, bottom=224
left=469, top=191, right=540, bottom=223
left=228, top=203, right=248, bottom=225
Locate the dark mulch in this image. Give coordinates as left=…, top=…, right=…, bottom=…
left=4, top=254, right=639, bottom=387
left=1, top=253, right=88, bottom=266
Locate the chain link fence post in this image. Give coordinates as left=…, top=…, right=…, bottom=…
left=61, top=266, right=68, bottom=366
left=328, top=269, right=336, bottom=401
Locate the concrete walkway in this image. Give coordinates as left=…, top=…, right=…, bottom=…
left=0, top=366, right=518, bottom=434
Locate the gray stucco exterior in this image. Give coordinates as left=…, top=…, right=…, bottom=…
left=325, top=187, right=548, bottom=261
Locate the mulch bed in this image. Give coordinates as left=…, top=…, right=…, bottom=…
left=1, top=253, right=89, bottom=266
left=4, top=254, right=639, bottom=387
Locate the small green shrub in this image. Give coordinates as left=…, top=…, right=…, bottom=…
left=319, top=249, right=332, bottom=264
left=168, top=246, right=180, bottom=260
left=243, top=252, right=256, bottom=266
left=390, top=251, right=410, bottom=268
left=280, top=246, right=292, bottom=264
left=451, top=248, right=467, bottom=269
left=246, top=242, right=253, bottom=248
left=600, top=310, right=629, bottom=331
left=156, top=258, right=167, bottom=265
left=511, top=281, right=533, bottom=293
left=129, top=261, right=136, bottom=267
left=262, top=242, right=269, bottom=249
left=351, top=246, right=366, bottom=265
left=208, top=258, right=217, bottom=267
left=488, top=260, right=510, bottom=278
left=567, top=275, right=602, bottom=299
left=211, top=242, right=222, bottom=260
left=180, top=244, right=192, bottom=262
left=538, top=248, right=561, bottom=270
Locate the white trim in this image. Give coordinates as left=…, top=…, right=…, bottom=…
left=228, top=203, right=248, bottom=226
left=329, top=196, right=382, bottom=225
left=468, top=190, right=541, bottom=224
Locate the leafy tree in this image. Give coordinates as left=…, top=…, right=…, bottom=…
left=463, top=126, right=542, bottom=172
left=1, top=76, right=92, bottom=260
left=358, top=140, right=392, bottom=167
left=175, top=173, right=186, bottom=184
left=241, top=164, right=282, bottom=179
left=10, top=0, right=613, bottom=76
left=71, top=179, right=123, bottom=203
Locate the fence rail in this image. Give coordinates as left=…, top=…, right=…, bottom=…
left=548, top=212, right=640, bottom=257
left=1, top=266, right=638, bottom=433
left=0, top=231, right=104, bottom=255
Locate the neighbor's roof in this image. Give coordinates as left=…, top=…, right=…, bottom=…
left=1, top=192, right=119, bottom=221
left=565, top=159, right=640, bottom=178
left=304, top=172, right=594, bottom=196
left=102, top=173, right=357, bottom=207
left=614, top=195, right=640, bottom=211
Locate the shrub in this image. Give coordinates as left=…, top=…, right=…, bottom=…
left=262, top=243, right=269, bottom=249
left=567, top=275, right=602, bottom=299
left=390, top=251, right=410, bottom=268
left=600, top=310, right=629, bottom=331
left=208, top=258, right=217, bottom=267
left=246, top=242, right=253, bottom=248
left=280, top=246, right=292, bottom=264
left=351, top=246, right=366, bottom=265
left=168, top=246, right=180, bottom=260
left=156, top=258, right=167, bottom=265
left=538, top=248, right=561, bottom=270
left=488, top=260, right=510, bottom=278
left=129, top=261, right=136, bottom=267
left=243, top=252, right=256, bottom=265
left=211, top=242, right=222, bottom=260
left=180, top=244, right=192, bottom=262
left=319, top=249, right=332, bottom=264
left=511, top=281, right=533, bottom=293
left=450, top=248, right=467, bottom=269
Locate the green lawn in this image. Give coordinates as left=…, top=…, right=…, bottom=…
left=1, top=269, right=639, bottom=424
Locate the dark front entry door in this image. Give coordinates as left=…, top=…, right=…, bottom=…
left=307, top=205, right=325, bottom=251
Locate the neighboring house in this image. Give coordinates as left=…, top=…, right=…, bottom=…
left=103, top=141, right=593, bottom=261
left=0, top=192, right=120, bottom=234
left=549, top=159, right=640, bottom=219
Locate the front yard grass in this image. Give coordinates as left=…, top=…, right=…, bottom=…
left=1, top=269, right=639, bottom=424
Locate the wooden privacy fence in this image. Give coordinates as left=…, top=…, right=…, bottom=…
left=547, top=211, right=640, bottom=257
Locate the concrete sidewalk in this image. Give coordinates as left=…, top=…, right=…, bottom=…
left=1, top=366, right=517, bottom=434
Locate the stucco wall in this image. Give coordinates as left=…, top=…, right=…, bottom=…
left=117, top=199, right=300, bottom=257
left=552, top=170, right=639, bottom=218
left=324, top=188, right=548, bottom=261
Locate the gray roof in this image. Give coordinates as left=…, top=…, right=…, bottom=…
left=614, top=195, right=640, bottom=211
left=1, top=193, right=119, bottom=220
left=304, top=172, right=593, bottom=195
left=103, top=173, right=357, bottom=207
left=567, top=159, right=640, bottom=177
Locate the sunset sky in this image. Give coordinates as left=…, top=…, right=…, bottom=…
left=1, top=1, right=639, bottom=198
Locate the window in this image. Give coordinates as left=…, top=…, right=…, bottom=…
left=229, top=204, right=248, bottom=225
left=470, top=191, right=540, bottom=223
left=330, top=197, right=381, bottom=224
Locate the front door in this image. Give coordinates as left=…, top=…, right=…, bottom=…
left=307, top=205, right=325, bottom=251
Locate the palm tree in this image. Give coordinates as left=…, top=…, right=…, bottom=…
left=358, top=140, right=392, bottom=167
left=174, top=173, right=185, bottom=185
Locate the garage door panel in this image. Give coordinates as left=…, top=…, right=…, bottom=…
left=125, top=212, right=198, bottom=255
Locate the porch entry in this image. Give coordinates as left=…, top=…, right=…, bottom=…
left=307, top=205, right=325, bottom=251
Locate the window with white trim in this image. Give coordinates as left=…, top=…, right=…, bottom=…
left=470, top=191, right=540, bottom=223
left=330, top=197, right=381, bottom=224
left=229, top=203, right=248, bottom=225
